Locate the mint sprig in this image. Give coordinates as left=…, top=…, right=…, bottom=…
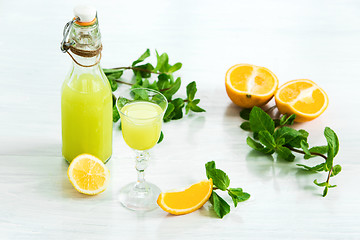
left=205, top=161, right=250, bottom=218
left=103, top=49, right=205, bottom=125
left=240, top=106, right=341, bottom=197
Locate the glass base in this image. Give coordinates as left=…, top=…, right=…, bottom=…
left=118, top=181, right=161, bottom=211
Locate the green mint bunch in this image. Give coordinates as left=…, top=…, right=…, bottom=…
left=205, top=161, right=250, bottom=218
left=240, top=106, right=341, bottom=197
left=103, top=49, right=205, bottom=124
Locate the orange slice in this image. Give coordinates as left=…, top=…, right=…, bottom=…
left=67, top=154, right=110, bottom=195
left=275, top=79, right=329, bottom=122
left=157, top=179, right=213, bottom=215
left=225, top=64, right=279, bottom=108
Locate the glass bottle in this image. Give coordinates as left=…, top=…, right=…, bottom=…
left=60, top=6, right=112, bottom=163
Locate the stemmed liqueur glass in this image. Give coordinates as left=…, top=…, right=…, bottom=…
left=116, top=88, right=168, bottom=211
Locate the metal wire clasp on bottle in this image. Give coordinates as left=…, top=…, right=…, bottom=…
left=60, top=17, right=102, bottom=67
left=60, top=17, right=79, bottom=53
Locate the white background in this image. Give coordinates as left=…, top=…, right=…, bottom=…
left=0, top=0, right=359, bottom=239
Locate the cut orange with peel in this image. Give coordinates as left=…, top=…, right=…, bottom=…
left=67, top=154, right=110, bottom=195
left=157, top=179, right=213, bottom=215
left=275, top=79, right=329, bottom=122
left=225, top=64, right=279, bottom=108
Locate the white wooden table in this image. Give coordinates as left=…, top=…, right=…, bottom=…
left=1, top=0, right=359, bottom=239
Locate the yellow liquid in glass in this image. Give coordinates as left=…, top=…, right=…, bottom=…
left=61, top=73, right=112, bottom=163
left=121, top=101, right=163, bottom=150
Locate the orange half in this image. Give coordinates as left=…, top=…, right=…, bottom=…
left=225, top=64, right=279, bottom=108
left=157, top=179, right=213, bottom=215
left=275, top=79, right=329, bottom=122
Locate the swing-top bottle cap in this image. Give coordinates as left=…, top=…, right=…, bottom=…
left=61, top=5, right=101, bottom=53
left=73, top=5, right=97, bottom=25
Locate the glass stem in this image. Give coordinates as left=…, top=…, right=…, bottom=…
left=134, top=150, right=150, bottom=191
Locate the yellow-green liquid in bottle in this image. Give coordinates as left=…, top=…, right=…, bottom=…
left=61, top=73, right=112, bottom=163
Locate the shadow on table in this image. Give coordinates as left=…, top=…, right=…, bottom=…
left=154, top=203, right=244, bottom=237
left=155, top=210, right=214, bottom=238
left=187, top=114, right=206, bottom=129
left=223, top=102, right=241, bottom=117
left=245, top=150, right=321, bottom=195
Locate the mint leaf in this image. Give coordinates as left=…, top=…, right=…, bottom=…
left=296, top=163, right=324, bottom=172
left=249, top=106, right=275, bottom=134
left=276, top=146, right=295, bottom=161
left=323, top=186, right=328, bottom=197
left=104, top=69, right=123, bottom=79
left=205, top=161, right=216, bottom=179
left=228, top=188, right=243, bottom=207
left=157, top=73, right=170, bottom=90
left=162, top=77, right=181, bottom=101
left=185, top=82, right=205, bottom=114
left=300, top=140, right=311, bottom=156
left=187, top=99, right=206, bottom=113
left=324, top=127, right=339, bottom=171
left=147, top=81, right=159, bottom=91
left=186, top=81, right=197, bottom=101
left=157, top=131, right=164, bottom=144
left=228, top=188, right=250, bottom=207
left=154, top=50, right=169, bottom=72
left=163, top=103, right=175, bottom=122
left=116, top=97, right=130, bottom=112
left=286, top=129, right=309, bottom=148
left=163, top=99, right=185, bottom=122
left=246, top=137, right=275, bottom=154
left=170, top=98, right=185, bottom=120
left=133, top=70, right=143, bottom=85
left=276, top=137, right=286, bottom=147
left=132, top=88, right=149, bottom=101
left=240, top=108, right=251, bottom=120
left=240, top=121, right=251, bottom=131
left=246, top=136, right=264, bottom=150
left=310, top=146, right=328, bottom=154
left=314, top=179, right=327, bottom=187
left=108, top=77, right=118, bottom=91
left=113, top=105, right=120, bottom=122
left=331, top=164, right=342, bottom=177
left=205, top=161, right=250, bottom=218
left=274, top=119, right=281, bottom=128
left=134, top=63, right=154, bottom=78
left=185, top=103, right=190, bottom=115
left=304, top=146, right=328, bottom=159
left=207, top=169, right=230, bottom=191
left=103, top=68, right=123, bottom=74
left=298, top=129, right=309, bottom=138
left=273, top=127, right=303, bottom=145
left=258, top=130, right=276, bottom=149
left=280, top=114, right=296, bottom=126
left=168, top=62, right=182, bottom=73
left=190, top=104, right=206, bottom=113
left=279, top=114, right=287, bottom=125
left=132, top=49, right=151, bottom=66
left=209, top=191, right=230, bottom=219
left=112, top=94, right=116, bottom=107
left=140, top=78, right=150, bottom=88
left=103, top=69, right=123, bottom=91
